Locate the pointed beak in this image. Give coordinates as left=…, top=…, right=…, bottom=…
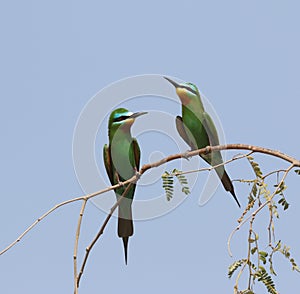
left=130, top=111, right=148, bottom=119
left=163, top=76, right=180, bottom=88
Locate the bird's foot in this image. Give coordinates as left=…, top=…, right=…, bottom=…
left=115, top=173, right=125, bottom=187
left=115, top=178, right=125, bottom=187
left=118, top=180, right=125, bottom=187
left=134, top=167, right=141, bottom=180
left=182, top=149, right=192, bottom=160
left=204, top=146, right=211, bottom=155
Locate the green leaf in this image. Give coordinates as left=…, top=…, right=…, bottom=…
left=259, top=251, right=268, bottom=257
left=254, top=267, right=278, bottom=294
left=247, top=157, right=263, bottom=178
left=260, top=256, right=267, bottom=264
left=274, top=181, right=287, bottom=195
left=278, top=195, right=289, bottom=211
left=251, top=247, right=257, bottom=255
left=162, top=169, right=191, bottom=201
left=294, top=169, right=300, bottom=175
left=228, top=259, right=247, bottom=278
left=174, top=169, right=190, bottom=196
left=251, top=182, right=258, bottom=197
left=279, top=244, right=300, bottom=273
left=275, top=240, right=281, bottom=250
left=162, top=171, right=174, bottom=201
left=181, top=186, right=190, bottom=195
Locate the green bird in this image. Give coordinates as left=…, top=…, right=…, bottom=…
left=103, top=108, right=147, bottom=264
left=164, top=77, right=240, bottom=207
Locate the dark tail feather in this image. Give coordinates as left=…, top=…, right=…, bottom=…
left=122, top=237, right=129, bottom=265
left=118, top=216, right=133, bottom=264
left=216, top=167, right=240, bottom=207
left=118, top=217, right=133, bottom=237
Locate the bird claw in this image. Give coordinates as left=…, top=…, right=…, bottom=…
left=204, top=146, right=211, bottom=155
left=115, top=173, right=125, bottom=187
left=134, top=167, right=141, bottom=180
left=118, top=179, right=125, bottom=187
left=182, top=150, right=192, bottom=160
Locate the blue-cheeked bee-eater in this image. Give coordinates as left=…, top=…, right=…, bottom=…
left=103, top=108, right=147, bottom=264
left=164, top=77, right=240, bottom=207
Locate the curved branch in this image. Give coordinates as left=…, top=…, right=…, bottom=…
left=140, top=144, right=300, bottom=173
left=173, top=151, right=253, bottom=176
left=1, top=144, right=299, bottom=256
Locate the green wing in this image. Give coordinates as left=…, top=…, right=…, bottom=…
left=203, top=113, right=240, bottom=206
left=175, top=115, right=197, bottom=150
left=103, top=144, right=114, bottom=184
left=132, top=138, right=141, bottom=170
left=202, top=112, right=220, bottom=147
left=201, top=111, right=224, bottom=166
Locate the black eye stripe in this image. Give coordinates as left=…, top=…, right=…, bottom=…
left=113, top=115, right=130, bottom=122
left=182, top=85, right=197, bottom=95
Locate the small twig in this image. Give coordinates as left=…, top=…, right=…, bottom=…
left=76, top=183, right=133, bottom=288
left=234, top=260, right=247, bottom=294
left=254, top=231, right=260, bottom=271
left=73, top=198, right=88, bottom=294
left=267, top=202, right=275, bottom=246
left=247, top=228, right=253, bottom=289
left=173, top=151, right=253, bottom=176
left=262, top=169, right=287, bottom=180
left=227, top=164, right=294, bottom=257
left=232, top=178, right=257, bottom=184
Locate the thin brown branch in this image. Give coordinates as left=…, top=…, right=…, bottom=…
left=234, top=260, right=247, bottom=294
left=262, top=169, right=288, bottom=180
left=247, top=228, right=254, bottom=290
left=1, top=144, right=299, bottom=256
left=173, top=151, right=253, bottom=176
left=267, top=201, right=275, bottom=247
left=0, top=195, right=87, bottom=256
left=0, top=180, right=135, bottom=255
left=73, top=198, right=88, bottom=294
left=76, top=183, right=133, bottom=288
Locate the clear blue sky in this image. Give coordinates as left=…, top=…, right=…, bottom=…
left=1, top=1, right=299, bottom=293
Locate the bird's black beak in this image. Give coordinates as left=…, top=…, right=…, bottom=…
left=130, top=111, right=148, bottom=119
left=163, top=76, right=180, bottom=88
